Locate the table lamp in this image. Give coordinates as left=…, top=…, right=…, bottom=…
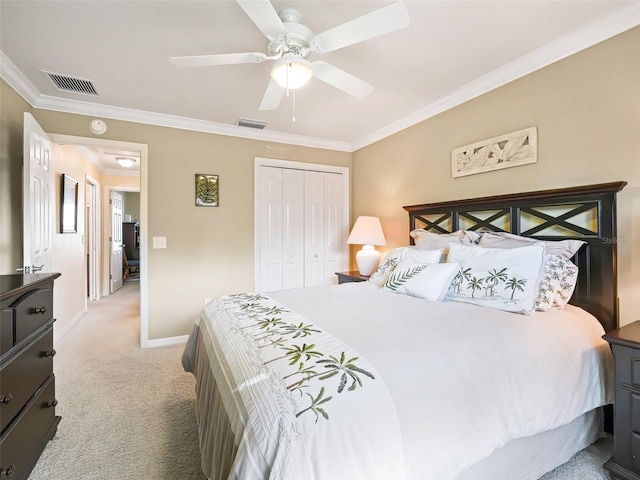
left=347, top=216, right=387, bottom=276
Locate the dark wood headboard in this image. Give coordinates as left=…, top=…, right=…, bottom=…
left=403, top=182, right=627, bottom=333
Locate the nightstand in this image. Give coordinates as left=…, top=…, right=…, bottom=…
left=603, top=321, right=640, bottom=480
left=335, top=271, right=369, bottom=284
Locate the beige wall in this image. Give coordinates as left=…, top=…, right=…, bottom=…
left=51, top=145, right=96, bottom=335
left=0, top=80, right=32, bottom=272
left=0, top=84, right=351, bottom=340
left=352, top=26, right=640, bottom=326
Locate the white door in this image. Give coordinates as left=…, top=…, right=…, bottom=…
left=258, top=167, right=284, bottom=291
left=23, top=113, right=54, bottom=274
left=86, top=180, right=99, bottom=300
left=323, top=172, right=344, bottom=285
left=282, top=168, right=304, bottom=289
left=110, top=191, right=124, bottom=293
left=304, top=171, right=326, bottom=287
left=257, top=167, right=305, bottom=291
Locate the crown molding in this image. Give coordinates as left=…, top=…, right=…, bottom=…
left=0, top=52, right=351, bottom=153
left=3, top=2, right=639, bottom=154
left=351, top=2, right=640, bottom=151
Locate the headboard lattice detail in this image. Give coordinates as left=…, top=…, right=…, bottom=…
left=404, top=182, right=626, bottom=332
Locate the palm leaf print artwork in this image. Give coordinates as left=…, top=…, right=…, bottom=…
left=195, top=174, right=219, bottom=207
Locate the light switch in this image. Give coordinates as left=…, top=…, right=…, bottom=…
left=153, top=236, right=167, bottom=249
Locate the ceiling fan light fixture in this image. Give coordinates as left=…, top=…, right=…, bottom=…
left=271, top=56, right=313, bottom=90
left=116, top=157, right=136, bottom=168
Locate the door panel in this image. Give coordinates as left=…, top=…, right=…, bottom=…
left=282, top=169, right=304, bottom=289
left=258, top=167, right=284, bottom=291
left=304, top=171, right=325, bottom=287
left=110, top=191, right=123, bottom=293
left=23, top=113, right=54, bottom=274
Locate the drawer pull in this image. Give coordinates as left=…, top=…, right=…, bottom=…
left=0, top=394, right=13, bottom=405
left=41, top=349, right=56, bottom=358
left=0, top=465, right=16, bottom=477
left=46, top=399, right=58, bottom=408
left=32, top=306, right=47, bottom=314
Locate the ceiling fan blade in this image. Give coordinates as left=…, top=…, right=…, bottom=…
left=311, top=1, right=409, bottom=53
left=236, top=0, right=288, bottom=40
left=259, top=79, right=286, bottom=110
left=312, top=61, right=374, bottom=99
left=170, top=52, right=266, bottom=67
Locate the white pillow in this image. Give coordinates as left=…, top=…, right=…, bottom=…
left=368, top=247, right=443, bottom=287
left=445, top=243, right=546, bottom=315
left=535, top=255, right=579, bottom=311
left=382, top=260, right=460, bottom=301
left=410, top=229, right=480, bottom=249
left=477, top=231, right=584, bottom=259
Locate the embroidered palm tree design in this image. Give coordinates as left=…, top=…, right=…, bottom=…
left=279, top=322, right=321, bottom=339
left=225, top=294, right=377, bottom=423
left=264, top=343, right=323, bottom=365
left=282, top=362, right=319, bottom=383
left=467, top=276, right=484, bottom=299
left=231, top=293, right=268, bottom=302
left=376, top=256, right=398, bottom=277
left=316, top=352, right=375, bottom=393
left=505, top=277, right=528, bottom=300
left=484, top=268, right=508, bottom=297
left=385, top=265, right=427, bottom=290
left=451, top=267, right=472, bottom=294
left=296, top=387, right=332, bottom=422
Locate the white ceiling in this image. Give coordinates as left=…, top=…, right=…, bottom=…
left=2, top=1, right=639, bottom=155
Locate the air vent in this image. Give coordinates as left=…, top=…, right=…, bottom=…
left=237, top=118, right=267, bottom=130
left=42, top=71, right=98, bottom=96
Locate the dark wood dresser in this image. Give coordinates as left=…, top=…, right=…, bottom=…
left=0, top=273, right=61, bottom=479
left=603, top=321, right=640, bottom=480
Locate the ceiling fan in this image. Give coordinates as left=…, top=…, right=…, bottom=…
left=170, top=0, right=410, bottom=111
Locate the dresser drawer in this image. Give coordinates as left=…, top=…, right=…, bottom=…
left=0, top=306, right=12, bottom=355
left=0, top=374, right=58, bottom=480
left=13, top=287, right=53, bottom=345
left=0, top=327, right=54, bottom=433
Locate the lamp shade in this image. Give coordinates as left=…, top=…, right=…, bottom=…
left=271, top=56, right=314, bottom=90
left=347, top=216, right=386, bottom=246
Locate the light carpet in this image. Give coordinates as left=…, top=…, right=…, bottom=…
left=28, top=282, right=612, bottom=480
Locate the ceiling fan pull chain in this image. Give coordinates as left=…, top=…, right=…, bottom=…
left=292, top=89, right=296, bottom=122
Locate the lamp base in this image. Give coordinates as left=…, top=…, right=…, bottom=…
left=356, top=245, right=381, bottom=276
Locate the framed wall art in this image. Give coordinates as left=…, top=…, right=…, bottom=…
left=60, top=173, right=78, bottom=233
left=451, top=126, right=537, bottom=178
left=195, top=174, right=219, bottom=207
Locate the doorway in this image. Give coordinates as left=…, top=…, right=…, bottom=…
left=48, top=133, right=148, bottom=347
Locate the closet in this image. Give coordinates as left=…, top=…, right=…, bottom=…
left=256, top=161, right=348, bottom=292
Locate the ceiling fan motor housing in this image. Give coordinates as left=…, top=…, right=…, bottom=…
left=267, top=13, right=313, bottom=59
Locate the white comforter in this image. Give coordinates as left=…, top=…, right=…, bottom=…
left=194, top=281, right=613, bottom=480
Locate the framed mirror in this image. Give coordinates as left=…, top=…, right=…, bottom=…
left=60, top=174, right=78, bottom=233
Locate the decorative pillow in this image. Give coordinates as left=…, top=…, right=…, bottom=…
left=535, top=255, right=579, bottom=311
left=445, top=243, right=546, bottom=315
left=382, top=260, right=460, bottom=301
left=368, top=247, right=443, bottom=287
left=410, top=229, right=480, bottom=249
left=477, top=231, right=584, bottom=259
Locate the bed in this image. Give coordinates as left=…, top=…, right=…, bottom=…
left=183, top=181, right=626, bottom=480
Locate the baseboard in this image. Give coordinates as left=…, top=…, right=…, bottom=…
left=54, top=309, right=86, bottom=344
left=141, top=334, right=189, bottom=349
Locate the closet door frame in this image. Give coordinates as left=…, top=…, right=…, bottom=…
left=254, top=157, right=350, bottom=291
